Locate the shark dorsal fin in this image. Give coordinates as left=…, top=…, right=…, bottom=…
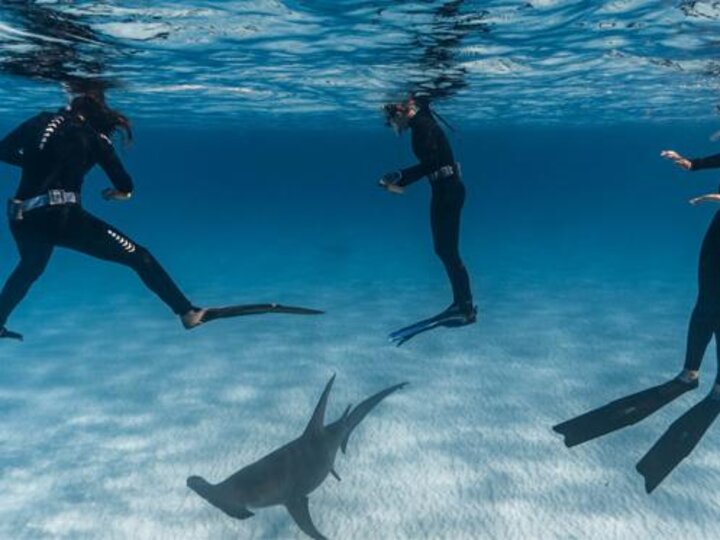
left=303, top=375, right=335, bottom=437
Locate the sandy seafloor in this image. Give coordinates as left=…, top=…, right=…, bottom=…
left=1, top=124, right=720, bottom=539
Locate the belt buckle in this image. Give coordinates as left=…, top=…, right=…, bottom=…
left=47, top=189, right=63, bottom=205
left=433, top=166, right=451, bottom=181
left=7, top=199, right=23, bottom=221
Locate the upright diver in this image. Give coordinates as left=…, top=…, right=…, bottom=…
left=0, top=95, right=320, bottom=340
left=554, top=148, right=720, bottom=494
left=380, top=95, right=476, bottom=345
left=661, top=148, right=720, bottom=398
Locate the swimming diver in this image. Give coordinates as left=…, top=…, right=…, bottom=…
left=661, top=148, right=720, bottom=398
left=0, top=95, right=321, bottom=340
left=380, top=96, right=475, bottom=344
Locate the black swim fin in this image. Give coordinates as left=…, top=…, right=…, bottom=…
left=0, top=327, right=23, bottom=341
left=636, top=395, right=720, bottom=493
left=553, top=379, right=698, bottom=448
left=200, top=303, right=324, bottom=324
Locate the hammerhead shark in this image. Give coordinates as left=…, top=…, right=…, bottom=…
left=187, top=375, right=407, bottom=539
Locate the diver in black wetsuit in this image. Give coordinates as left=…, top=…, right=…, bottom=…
left=662, top=148, right=720, bottom=398
left=380, top=96, right=476, bottom=322
left=0, top=95, right=209, bottom=339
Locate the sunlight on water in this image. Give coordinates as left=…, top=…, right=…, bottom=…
left=0, top=1, right=719, bottom=124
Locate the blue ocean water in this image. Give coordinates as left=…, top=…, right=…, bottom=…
left=2, top=2, right=720, bottom=540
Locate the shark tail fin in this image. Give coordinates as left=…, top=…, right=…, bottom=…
left=341, top=382, right=407, bottom=454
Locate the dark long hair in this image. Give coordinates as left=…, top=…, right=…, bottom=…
left=69, top=94, right=132, bottom=144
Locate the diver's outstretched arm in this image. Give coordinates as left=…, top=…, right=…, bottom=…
left=662, top=149, right=720, bottom=171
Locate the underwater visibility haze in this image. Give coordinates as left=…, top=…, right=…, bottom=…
left=2, top=1, right=720, bottom=539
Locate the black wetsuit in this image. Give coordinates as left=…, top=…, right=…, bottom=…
left=396, top=110, right=473, bottom=310
left=0, top=111, right=193, bottom=327
left=684, top=153, right=720, bottom=381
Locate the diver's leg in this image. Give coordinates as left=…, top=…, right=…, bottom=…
left=681, top=307, right=715, bottom=381
left=57, top=208, right=194, bottom=318
left=430, top=182, right=473, bottom=314
left=713, top=330, right=720, bottom=399
left=682, top=211, right=720, bottom=382
left=0, top=224, right=54, bottom=328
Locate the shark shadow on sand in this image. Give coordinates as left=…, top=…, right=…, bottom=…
left=187, top=375, right=407, bottom=540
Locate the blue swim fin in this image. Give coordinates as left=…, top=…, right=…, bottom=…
left=388, top=306, right=476, bottom=346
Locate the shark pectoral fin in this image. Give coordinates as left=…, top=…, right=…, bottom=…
left=286, top=496, right=327, bottom=540
left=331, top=468, right=341, bottom=482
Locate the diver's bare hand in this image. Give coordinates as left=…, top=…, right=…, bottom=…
left=379, top=180, right=405, bottom=194
left=378, top=172, right=404, bottom=194
left=689, top=193, right=720, bottom=205
left=102, top=188, right=132, bottom=201
left=661, top=150, right=692, bottom=170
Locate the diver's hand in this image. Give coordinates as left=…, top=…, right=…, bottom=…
left=102, top=188, right=132, bottom=202
left=690, top=193, right=720, bottom=206
left=378, top=171, right=404, bottom=194
left=661, top=150, right=692, bottom=170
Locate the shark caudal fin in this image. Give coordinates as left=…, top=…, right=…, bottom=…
left=340, top=382, right=407, bottom=454
left=303, top=375, right=336, bottom=437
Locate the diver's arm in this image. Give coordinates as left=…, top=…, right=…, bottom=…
left=396, top=163, right=433, bottom=187
left=97, top=133, right=134, bottom=197
left=0, top=117, right=37, bottom=166
left=379, top=160, right=435, bottom=191
left=661, top=149, right=720, bottom=171
left=689, top=153, right=720, bottom=171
